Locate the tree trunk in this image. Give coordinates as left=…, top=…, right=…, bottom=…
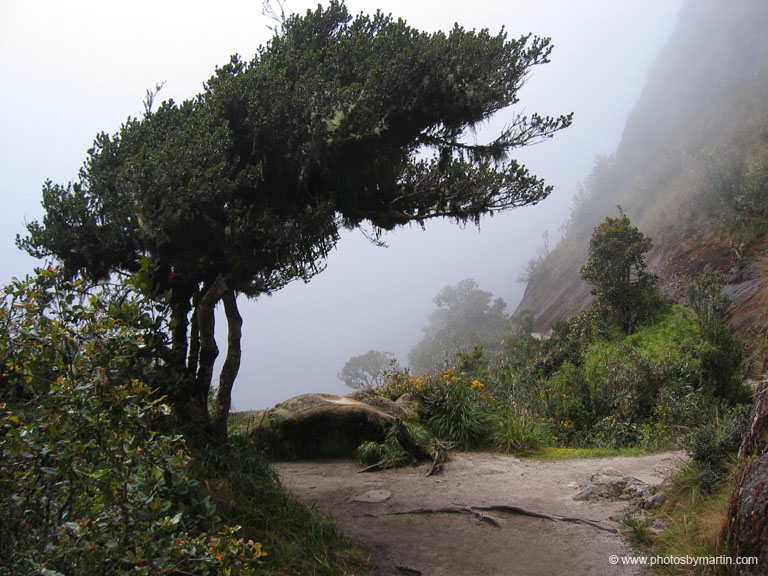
left=212, top=290, right=243, bottom=441
left=170, top=299, right=191, bottom=371
left=187, top=301, right=200, bottom=379
left=186, top=279, right=229, bottom=443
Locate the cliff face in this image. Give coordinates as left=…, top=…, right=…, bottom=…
left=516, top=0, right=768, bottom=371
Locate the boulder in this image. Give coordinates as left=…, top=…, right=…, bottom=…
left=249, top=393, right=396, bottom=460
left=574, top=467, right=662, bottom=509
left=395, top=393, right=425, bottom=421
left=345, top=390, right=410, bottom=420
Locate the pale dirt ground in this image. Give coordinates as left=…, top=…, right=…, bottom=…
left=276, top=451, right=684, bottom=576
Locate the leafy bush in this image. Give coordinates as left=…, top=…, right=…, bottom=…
left=591, top=416, right=642, bottom=449
left=377, top=367, right=495, bottom=449
left=0, top=270, right=265, bottom=575
left=685, top=268, right=746, bottom=402
left=684, top=404, right=749, bottom=493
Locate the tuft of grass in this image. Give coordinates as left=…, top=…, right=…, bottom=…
left=651, top=459, right=736, bottom=574
left=426, top=398, right=491, bottom=449
left=491, top=408, right=552, bottom=454
left=355, top=421, right=445, bottom=469
left=355, top=441, right=389, bottom=466
left=622, top=515, right=654, bottom=547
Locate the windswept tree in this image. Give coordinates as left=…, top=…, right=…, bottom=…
left=19, top=1, right=571, bottom=444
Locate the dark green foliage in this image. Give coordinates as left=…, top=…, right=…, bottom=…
left=419, top=370, right=492, bottom=448
left=355, top=441, right=391, bottom=466
left=0, top=271, right=264, bottom=575
left=580, top=210, right=660, bottom=333
left=354, top=421, right=437, bottom=468
left=509, top=301, right=747, bottom=448
left=685, top=268, right=746, bottom=402
left=454, top=345, right=491, bottom=383
left=376, top=368, right=493, bottom=449
left=379, top=292, right=749, bottom=455
left=685, top=404, right=749, bottom=493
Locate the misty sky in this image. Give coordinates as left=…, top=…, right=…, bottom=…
left=0, top=0, right=683, bottom=410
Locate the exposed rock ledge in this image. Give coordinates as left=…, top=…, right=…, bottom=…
left=241, top=392, right=408, bottom=460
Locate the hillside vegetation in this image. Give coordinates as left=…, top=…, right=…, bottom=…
left=517, top=0, right=768, bottom=372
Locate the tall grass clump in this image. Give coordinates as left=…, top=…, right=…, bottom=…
left=491, top=406, right=552, bottom=454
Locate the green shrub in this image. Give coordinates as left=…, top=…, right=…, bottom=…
left=591, top=416, right=642, bottom=448
left=684, top=404, right=749, bottom=493
left=685, top=268, right=745, bottom=402
left=0, top=270, right=265, bottom=575
left=420, top=369, right=492, bottom=448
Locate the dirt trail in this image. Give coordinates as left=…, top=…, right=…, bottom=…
left=276, top=451, right=683, bottom=576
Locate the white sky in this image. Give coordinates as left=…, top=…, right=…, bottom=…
left=0, top=0, right=683, bottom=409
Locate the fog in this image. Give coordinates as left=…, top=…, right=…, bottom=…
left=0, top=0, right=682, bottom=409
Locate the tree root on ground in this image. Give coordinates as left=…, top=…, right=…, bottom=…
left=394, top=562, right=423, bottom=574
left=368, top=505, right=617, bottom=533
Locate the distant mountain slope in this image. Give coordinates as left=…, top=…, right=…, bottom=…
left=516, top=0, right=768, bottom=370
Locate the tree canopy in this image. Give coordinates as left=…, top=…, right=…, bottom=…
left=580, top=210, right=659, bottom=332
left=409, top=279, right=513, bottom=374
left=338, top=350, right=397, bottom=390
left=19, top=1, right=571, bottom=443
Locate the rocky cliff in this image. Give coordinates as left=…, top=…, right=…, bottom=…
left=516, top=0, right=768, bottom=372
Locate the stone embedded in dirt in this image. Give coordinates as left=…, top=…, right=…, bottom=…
left=573, top=467, right=663, bottom=510
left=352, top=489, right=392, bottom=503
left=247, top=393, right=395, bottom=460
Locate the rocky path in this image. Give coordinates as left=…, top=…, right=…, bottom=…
left=276, top=451, right=683, bottom=576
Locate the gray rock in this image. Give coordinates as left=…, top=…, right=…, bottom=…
left=346, top=390, right=410, bottom=420
left=574, top=467, right=661, bottom=509
left=352, top=489, right=392, bottom=503
left=249, top=393, right=396, bottom=460
left=395, top=393, right=424, bottom=421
